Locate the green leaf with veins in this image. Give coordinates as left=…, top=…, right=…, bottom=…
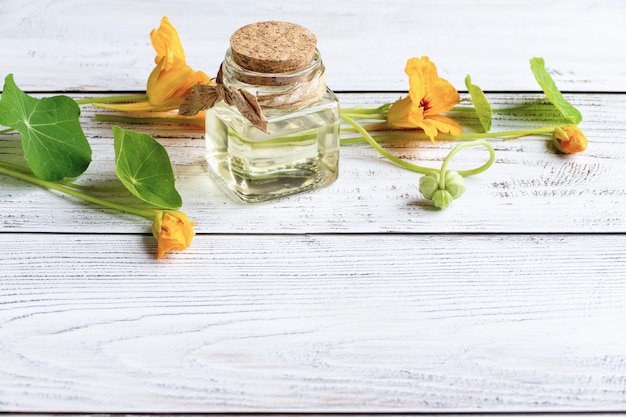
left=112, top=125, right=182, bottom=210
left=464, top=75, right=492, bottom=132
left=530, top=57, right=582, bottom=124
left=0, top=74, right=92, bottom=181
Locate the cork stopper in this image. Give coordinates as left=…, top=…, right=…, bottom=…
left=230, top=21, right=317, bottom=74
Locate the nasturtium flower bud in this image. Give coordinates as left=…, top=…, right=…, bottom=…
left=443, top=170, right=465, bottom=199
left=152, top=210, right=196, bottom=259
left=419, top=170, right=466, bottom=209
left=418, top=171, right=441, bottom=200
left=432, top=189, right=454, bottom=209
left=553, top=125, right=588, bottom=154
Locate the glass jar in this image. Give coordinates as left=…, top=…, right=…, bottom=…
left=205, top=22, right=340, bottom=203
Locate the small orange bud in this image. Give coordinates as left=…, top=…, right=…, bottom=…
left=553, top=125, right=588, bottom=154
left=152, top=210, right=196, bottom=259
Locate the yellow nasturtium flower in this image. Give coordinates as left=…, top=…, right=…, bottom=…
left=152, top=210, right=196, bottom=259
left=553, top=125, right=588, bottom=154
left=99, top=16, right=213, bottom=112
left=387, top=56, right=462, bottom=141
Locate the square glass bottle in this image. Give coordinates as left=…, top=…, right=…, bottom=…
left=204, top=22, right=340, bottom=203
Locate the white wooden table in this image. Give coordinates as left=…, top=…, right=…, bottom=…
left=1, top=0, right=625, bottom=413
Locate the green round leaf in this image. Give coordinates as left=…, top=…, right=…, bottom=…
left=464, top=75, right=493, bottom=133
left=112, top=126, right=182, bottom=210
left=0, top=74, right=92, bottom=180
left=530, top=57, right=583, bottom=124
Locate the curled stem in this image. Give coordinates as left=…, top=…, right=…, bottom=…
left=340, top=114, right=432, bottom=175
left=340, top=114, right=495, bottom=178
left=438, top=139, right=495, bottom=188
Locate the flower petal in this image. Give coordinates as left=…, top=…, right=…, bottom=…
left=151, top=66, right=192, bottom=101
left=419, top=115, right=463, bottom=141
left=387, top=95, right=424, bottom=128
left=151, top=16, right=186, bottom=69
left=423, top=77, right=460, bottom=115
left=405, top=56, right=437, bottom=105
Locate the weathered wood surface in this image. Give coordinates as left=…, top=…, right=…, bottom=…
left=1, top=0, right=625, bottom=413
left=1, top=0, right=625, bottom=92
left=2, top=233, right=626, bottom=411
left=1, top=93, right=623, bottom=234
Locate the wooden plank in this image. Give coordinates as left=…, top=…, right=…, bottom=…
left=1, top=415, right=625, bottom=417
left=1, top=233, right=625, bottom=411
left=2, top=415, right=625, bottom=417
left=0, top=93, right=624, bottom=234
left=1, top=0, right=624, bottom=92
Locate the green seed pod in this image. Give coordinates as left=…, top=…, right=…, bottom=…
left=418, top=171, right=441, bottom=200
left=432, top=189, right=453, bottom=209
left=419, top=170, right=466, bottom=209
left=444, top=170, right=465, bottom=199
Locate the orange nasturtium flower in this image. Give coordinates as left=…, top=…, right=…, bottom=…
left=152, top=210, right=196, bottom=259
left=553, top=125, right=588, bottom=154
left=99, top=16, right=213, bottom=112
left=387, top=56, right=462, bottom=141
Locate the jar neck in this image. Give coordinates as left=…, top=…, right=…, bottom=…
left=220, top=48, right=327, bottom=109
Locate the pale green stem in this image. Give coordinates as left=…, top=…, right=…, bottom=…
left=338, top=113, right=387, bottom=120
left=341, top=114, right=495, bottom=179
left=340, top=114, right=433, bottom=175
left=340, top=126, right=556, bottom=145
left=450, top=126, right=556, bottom=141
left=0, top=127, right=14, bottom=134
left=0, top=162, right=113, bottom=192
left=451, top=105, right=528, bottom=114
left=340, top=104, right=391, bottom=120
left=0, top=160, right=157, bottom=220
left=437, top=139, right=495, bottom=189
left=75, top=94, right=149, bottom=105
left=95, top=114, right=205, bottom=126
left=343, top=99, right=552, bottom=125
